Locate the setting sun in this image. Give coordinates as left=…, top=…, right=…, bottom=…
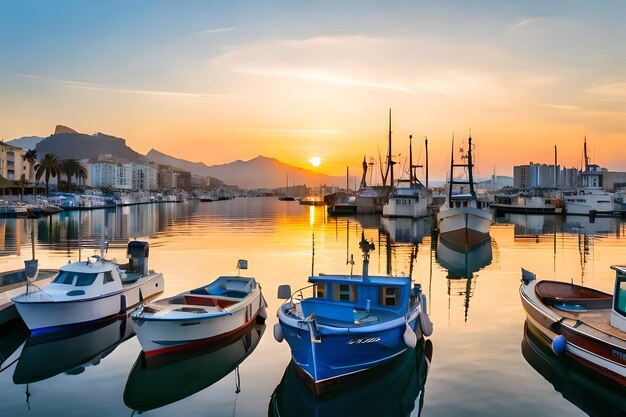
left=309, top=156, right=321, bottom=168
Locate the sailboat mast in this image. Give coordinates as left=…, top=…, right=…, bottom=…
left=448, top=135, right=454, bottom=208
left=467, top=135, right=477, bottom=199
left=425, top=136, right=429, bottom=190
left=584, top=136, right=589, bottom=171
left=409, top=134, right=414, bottom=187
left=387, top=108, right=393, bottom=187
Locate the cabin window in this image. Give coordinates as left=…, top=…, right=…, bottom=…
left=316, top=283, right=326, bottom=298
left=75, top=273, right=99, bottom=287
left=615, top=274, right=626, bottom=317
left=334, top=284, right=356, bottom=302
left=103, top=271, right=115, bottom=284
left=379, top=286, right=398, bottom=306
left=463, top=201, right=468, bottom=207
left=52, top=271, right=76, bottom=285
left=396, top=198, right=402, bottom=205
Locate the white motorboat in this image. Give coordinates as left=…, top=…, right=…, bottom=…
left=437, top=136, right=492, bottom=249
left=564, top=138, right=614, bottom=216
left=0, top=268, right=57, bottom=325
left=131, top=260, right=267, bottom=357
left=12, top=241, right=164, bottom=334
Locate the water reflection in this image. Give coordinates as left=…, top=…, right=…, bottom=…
left=499, top=213, right=622, bottom=237
left=436, top=237, right=493, bottom=322
left=268, top=337, right=432, bottom=417
left=380, top=217, right=433, bottom=244
left=12, top=317, right=134, bottom=384
left=0, top=319, right=29, bottom=373
left=521, top=321, right=626, bottom=415
left=124, top=321, right=265, bottom=412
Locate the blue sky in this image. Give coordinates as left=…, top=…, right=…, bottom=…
left=1, top=1, right=625, bottom=176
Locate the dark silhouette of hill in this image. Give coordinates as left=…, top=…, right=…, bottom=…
left=147, top=150, right=344, bottom=189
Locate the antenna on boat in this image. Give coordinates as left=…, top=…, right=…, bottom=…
left=311, top=232, right=315, bottom=277
left=359, top=231, right=375, bottom=280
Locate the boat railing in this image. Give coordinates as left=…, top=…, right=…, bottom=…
left=277, top=284, right=316, bottom=316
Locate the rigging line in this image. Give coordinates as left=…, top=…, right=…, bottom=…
left=232, top=366, right=241, bottom=417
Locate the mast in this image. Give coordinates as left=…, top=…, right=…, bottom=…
left=467, top=135, right=477, bottom=199
left=387, top=108, right=393, bottom=187
left=448, top=135, right=454, bottom=208
left=425, top=136, right=429, bottom=190
left=584, top=136, right=589, bottom=171
left=346, top=166, right=349, bottom=191
left=409, top=134, right=414, bottom=187
left=554, top=145, right=558, bottom=189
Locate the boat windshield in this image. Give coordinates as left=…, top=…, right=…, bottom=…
left=52, top=271, right=99, bottom=287
left=615, top=272, right=626, bottom=317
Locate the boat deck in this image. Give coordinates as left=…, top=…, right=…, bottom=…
left=546, top=305, right=626, bottom=342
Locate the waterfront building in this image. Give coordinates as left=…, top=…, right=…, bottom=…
left=0, top=142, right=29, bottom=181
left=87, top=159, right=157, bottom=191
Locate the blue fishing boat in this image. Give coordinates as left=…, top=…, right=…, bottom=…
left=274, top=233, right=433, bottom=394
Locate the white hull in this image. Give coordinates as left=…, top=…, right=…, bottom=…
left=133, top=290, right=264, bottom=356
left=564, top=199, right=614, bottom=215
left=14, top=274, right=163, bottom=332
left=0, top=271, right=56, bottom=325
left=437, top=206, right=492, bottom=236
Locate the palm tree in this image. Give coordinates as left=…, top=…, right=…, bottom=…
left=34, top=153, right=62, bottom=196
left=22, top=149, right=38, bottom=183
left=61, top=159, right=88, bottom=191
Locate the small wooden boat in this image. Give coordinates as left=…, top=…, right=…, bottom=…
left=519, top=266, right=626, bottom=385
left=274, top=233, right=433, bottom=394
left=12, top=241, right=164, bottom=334
left=131, top=260, right=267, bottom=357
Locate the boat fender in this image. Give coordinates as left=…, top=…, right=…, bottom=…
left=420, top=311, right=434, bottom=337
left=403, top=322, right=417, bottom=348
left=552, top=335, right=566, bottom=355
left=273, top=323, right=284, bottom=343
left=421, top=294, right=428, bottom=315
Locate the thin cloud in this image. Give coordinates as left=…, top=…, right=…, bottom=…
left=247, top=128, right=343, bottom=136
left=539, top=103, right=579, bottom=111
left=14, top=74, right=235, bottom=98
left=195, top=27, right=235, bottom=34
left=587, top=82, right=626, bottom=100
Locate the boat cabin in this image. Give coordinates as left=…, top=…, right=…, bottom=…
left=610, top=265, right=626, bottom=332
left=297, top=274, right=416, bottom=325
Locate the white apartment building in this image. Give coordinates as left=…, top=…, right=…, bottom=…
left=87, top=161, right=157, bottom=191
left=0, top=142, right=29, bottom=181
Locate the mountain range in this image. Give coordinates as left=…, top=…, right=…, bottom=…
left=6, top=126, right=345, bottom=189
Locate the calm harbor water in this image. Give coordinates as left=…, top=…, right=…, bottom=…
left=0, top=197, right=625, bottom=416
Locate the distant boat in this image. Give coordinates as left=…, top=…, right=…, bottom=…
left=519, top=266, right=626, bottom=385
left=131, top=260, right=266, bottom=357
left=124, top=321, right=265, bottom=412
left=563, top=138, right=614, bottom=216
left=437, top=136, right=492, bottom=249
left=299, top=195, right=325, bottom=206
left=12, top=240, right=164, bottom=334
left=278, top=195, right=296, bottom=201
left=383, top=135, right=429, bottom=219
left=274, top=233, right=432, bottom=394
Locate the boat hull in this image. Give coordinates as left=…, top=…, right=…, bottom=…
left=437, top=207, right=492, bottom=249
left=14, top=273, right=163, bottom=334
left=278, top=304, right=423, bottom=392
left=519, top=280, right=626, bottom=385
left=132, top=290, right=264, bottom=356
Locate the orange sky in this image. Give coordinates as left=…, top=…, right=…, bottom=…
left=1, top=2, right=625, bottom=180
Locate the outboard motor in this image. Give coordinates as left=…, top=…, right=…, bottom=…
left=127, top=241, right=150, bottom=276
